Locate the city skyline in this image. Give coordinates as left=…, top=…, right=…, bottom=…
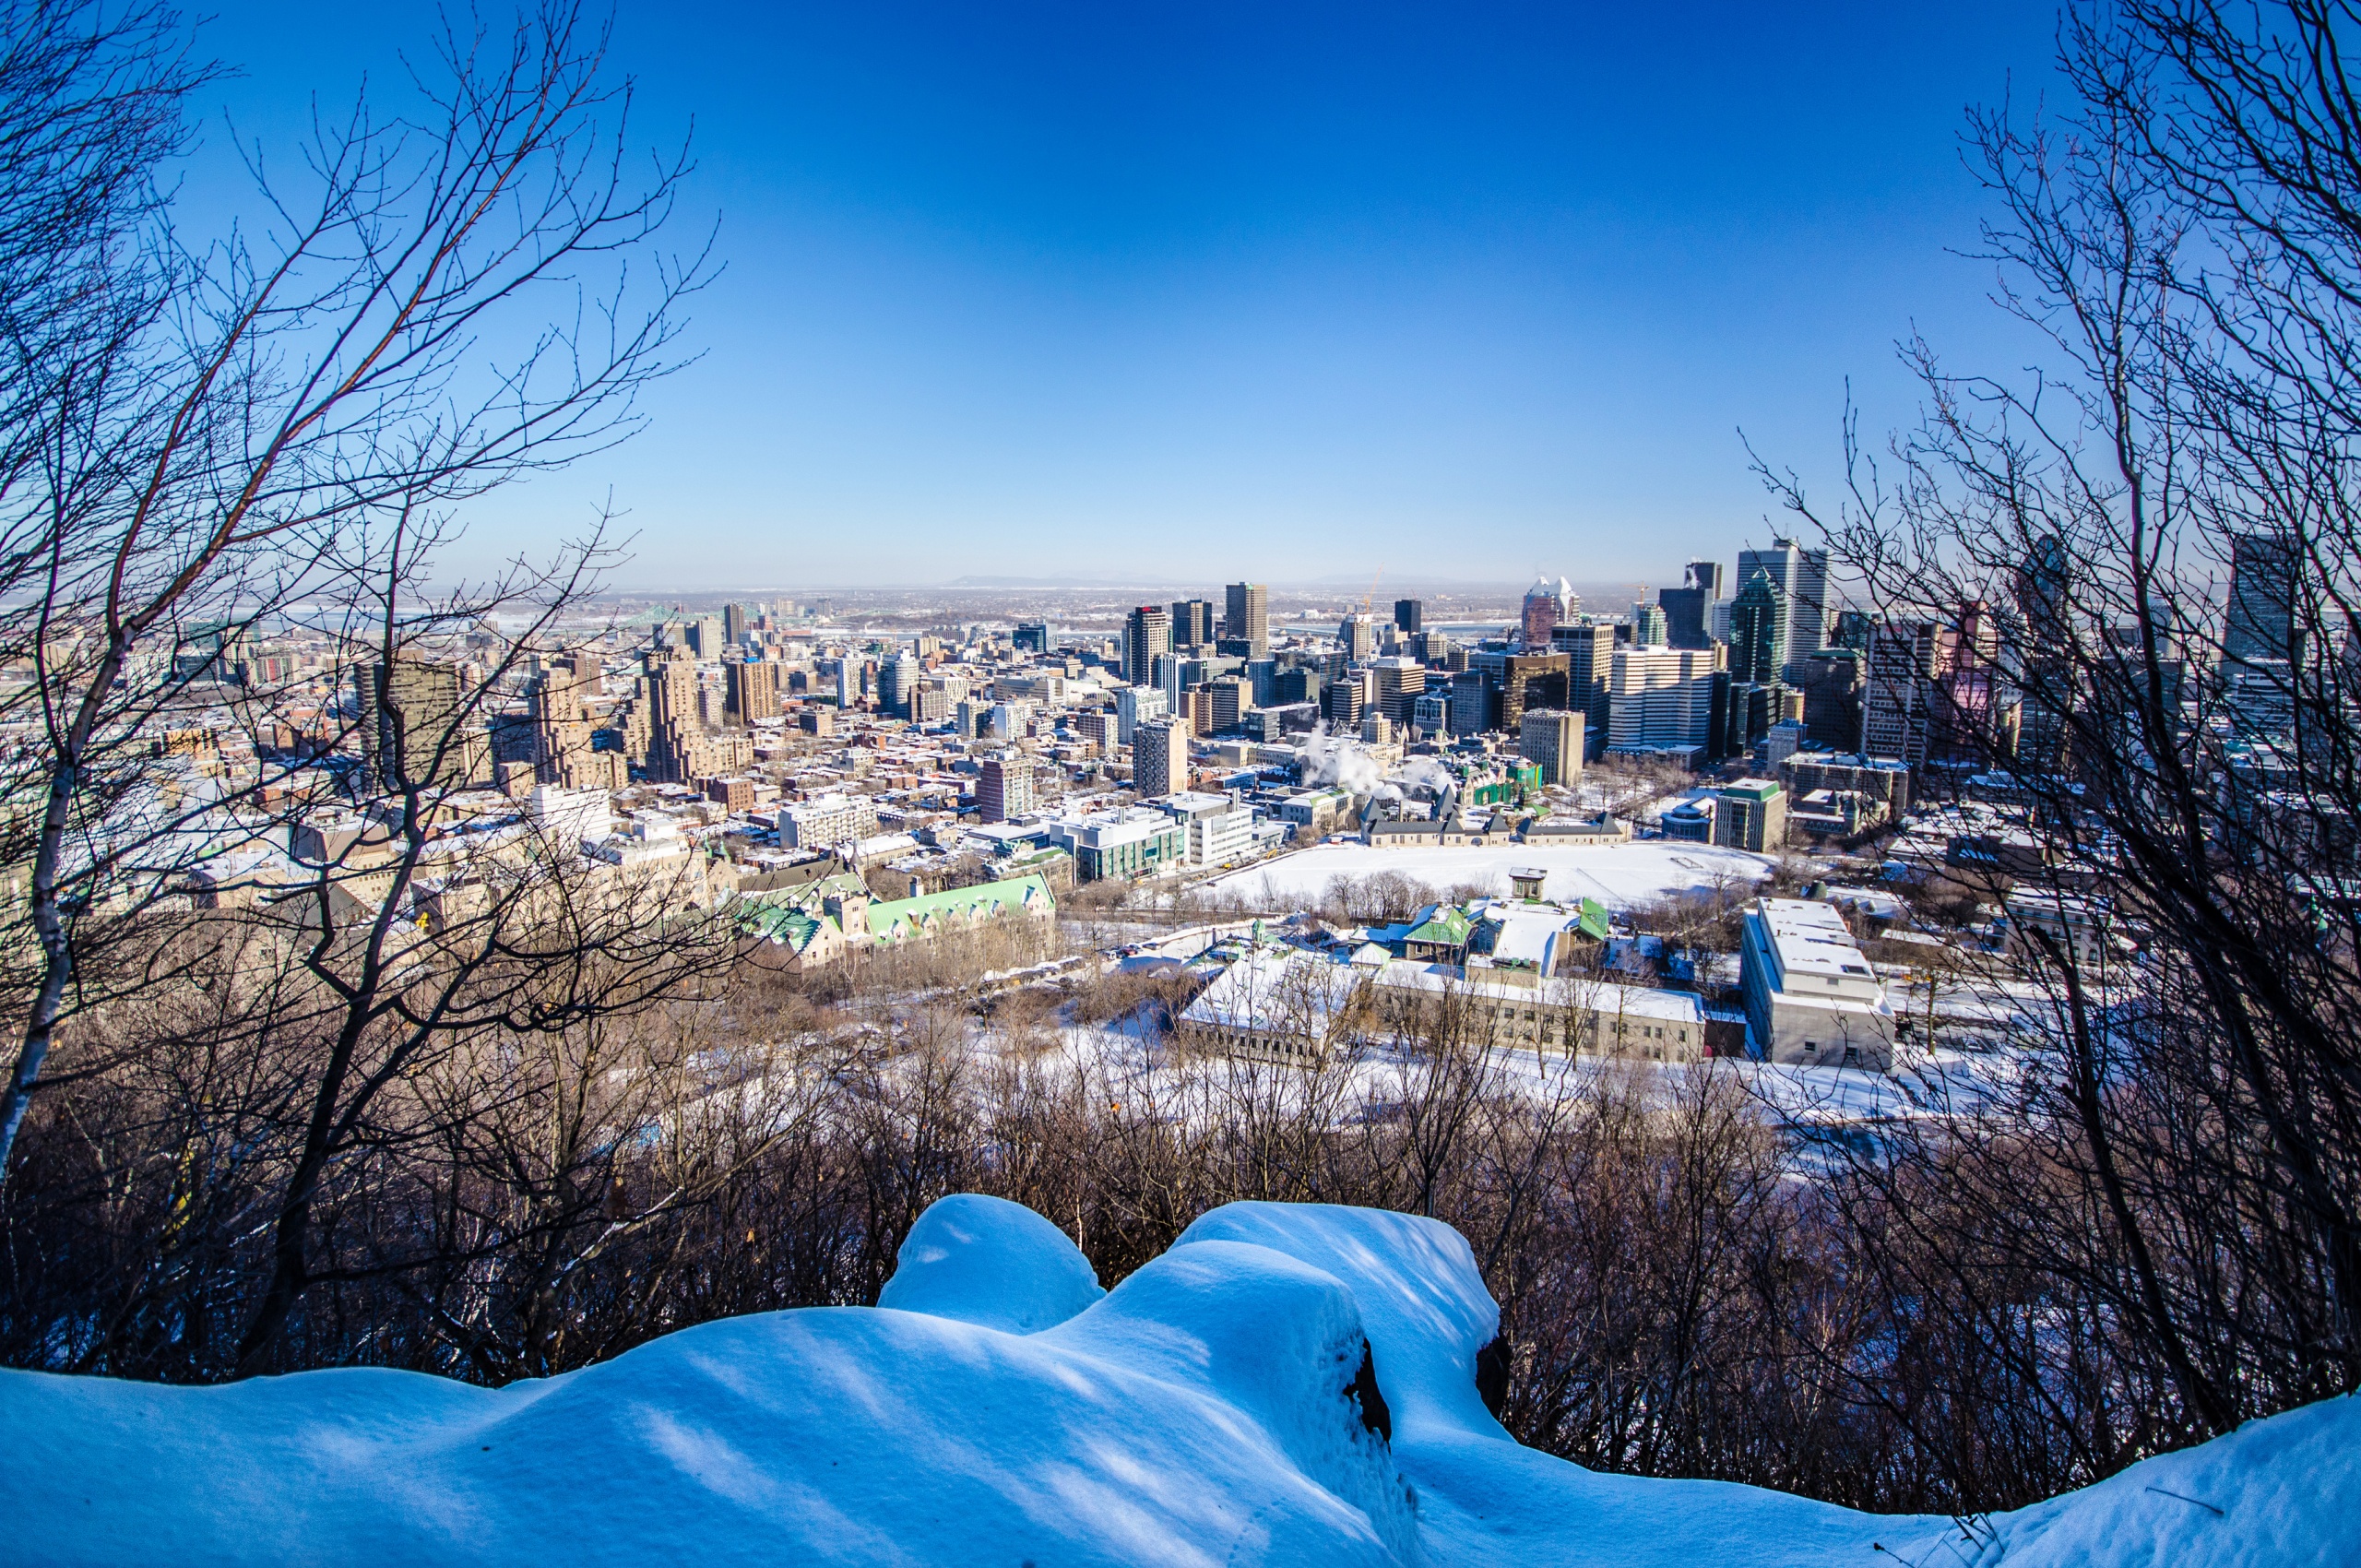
left=187, top=0, right=2066, bottom=588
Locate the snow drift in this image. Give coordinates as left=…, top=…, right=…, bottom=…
left=2, top=1197, right=2355, bottom=1566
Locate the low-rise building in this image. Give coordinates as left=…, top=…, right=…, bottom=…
left=1050, top=808, right=1187, bottom=882
left=1738, top=897, right=1896, bottom=1070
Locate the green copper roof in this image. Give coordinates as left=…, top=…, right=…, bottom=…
left=1405, top=906, right=1473, bottom=946
left=868, top=873, right=1056, bottom=944
left=1576, top=897, right=1611, bottom=942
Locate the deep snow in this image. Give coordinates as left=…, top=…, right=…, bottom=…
left=2, top=1197, right=2353, bottom=1566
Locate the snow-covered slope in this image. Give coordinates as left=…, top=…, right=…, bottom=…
left=2, top=1195, right=2353, bottom=1566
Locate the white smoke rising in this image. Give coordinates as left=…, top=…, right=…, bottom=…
left=1295, top=727, right=1463, bottom=803
left=1296, top=727, right=1398, bottom=799
left=1396, top=755, right=1456, bottom=797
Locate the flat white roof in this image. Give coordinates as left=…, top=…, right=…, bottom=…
left=1371, top=960, right=1703, bottom=1022
left=1755, top=897, right=1878, bottom=983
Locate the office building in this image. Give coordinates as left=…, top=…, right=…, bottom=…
left=1522, top=576, right=1575, bottom=647
left=1412, top=691, right=1451, bottom=734
left=1170, top=598, right=1217, bottom=649
left=1714, top=778, right=1786, bottom=852
left=1133, top=718, right=1191, bottom=799
left=1123, top=604, right=1173, bottom=684
left=1784, top=650, right=1864, bottom=754
left=978, top=755, right=1034, bottom=824
left=1187, top=679, right=1244, bottom=735
left=1156, top=790, right=1257, bottom=868
left=1728, top=569, right=1787, bottom=685
left=1519, top=708, right=1585, bottom=786
left=1550, top=622, right=1614, bottom=756
left=1468, top=649, right=1571, bottom=735
left=1013, top=621, right=1054, bottom=654
left=1739, top=897, right=1895, bottom=1070
left=1607, top=647, right=1719, bottom=752
left=686, top=615, right=726, bottom=658
left=1656, top=560, right=1725, bottom=651
left=1447, top=670, right=1492, bottom=736
left=1863, top=622, right=1940, bottom=766
left=1338, top=612, right=1380, bottom=663
left=1224, top=582, right=1269, bottom=657
left=1630, top=601, right=1667, bottom=647
left=722, top=603, right=749, bottom=646
left=1737, top=538, right=1830, bottom=660
left=1052, top=808, right=1187, bottom=882
left=2226, top=532, right=2303, bottom=667
left=1394, top=598, right=1424, bottom=635
left=1369, top=656, right=1426, bottom=724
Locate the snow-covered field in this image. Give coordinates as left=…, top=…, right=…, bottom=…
left=1208, top=840, right=1774, bottom=910
left=5, top=1194, right=2352, bottom=1566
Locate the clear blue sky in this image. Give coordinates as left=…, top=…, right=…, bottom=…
left=195, top=2, right=2067, bottom=590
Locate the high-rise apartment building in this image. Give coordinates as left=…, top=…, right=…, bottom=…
left=1115, top=684, right=1168, bottom=745
left=357, top=657, right=485, bottom=792
left=646, top=645, right=705, bottom=784
left=722, top=603, right=749, bottom=646
left=978, top=755, right=1034, bottom=824
left=687, top=615, right=726, bottom=659
left=1133, top=718, right=1190, bottom=799
left=1123, top=605, right=1173, bottom=684
left=529, top=666, right=592, bottom=785
left=1394, top=598, right=1424, bottom=635
left=877, top=654, right=919, bottom=719
left=1520, top=708, right=1585, bottom=786
left=1224, top=582, right=1269, bottom=657
left=1169, top=599, right=1217, bottom=649
left=726, top=659, right=779, bottom=724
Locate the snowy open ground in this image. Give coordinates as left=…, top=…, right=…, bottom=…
left=5, top=1194, right=2352, bottom=1567
left=1208, top=841, right=1774, bottom=910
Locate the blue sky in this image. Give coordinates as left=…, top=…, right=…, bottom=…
left=195, top=2, right=2067, bottom=589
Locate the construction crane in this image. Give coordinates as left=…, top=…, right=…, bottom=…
left=1361, top=567, right=1384, bottom=614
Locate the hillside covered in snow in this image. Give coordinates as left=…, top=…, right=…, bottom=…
left=2, top=1196, right=2352, bottom=1566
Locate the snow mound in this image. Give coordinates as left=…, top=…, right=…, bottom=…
left=2, top=1194, right=2355, bottom=1568
left=876, top=1192, right=1104, bottom=1333
left=1176, top=1202, right=1504, bottom=1443
left=1894, top=1390, right=2361, bottom=1568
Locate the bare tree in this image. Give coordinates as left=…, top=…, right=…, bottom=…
left=1750, top=0, right=2361, bottom=1439
left=0, top=1, right=712, bottom=1182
